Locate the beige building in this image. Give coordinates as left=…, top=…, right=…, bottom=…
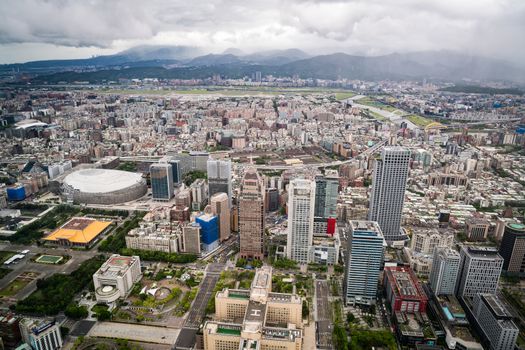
left=182, top=222, right=201, bottom=254
left=239, top=168, right=266, bottom=259
left=465, top=217, right=491, bottom=241
left=204, top=266, right=303, bottom=350
left=211, top=192, right=231, bottom=242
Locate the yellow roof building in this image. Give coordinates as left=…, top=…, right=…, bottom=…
left=44, top=217, right=112, bottom=245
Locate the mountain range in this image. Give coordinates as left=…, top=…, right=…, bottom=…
left=2, top=45, right=524, bottom=84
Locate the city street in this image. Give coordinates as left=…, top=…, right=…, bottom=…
left=315, top=280, right=333, bottom=350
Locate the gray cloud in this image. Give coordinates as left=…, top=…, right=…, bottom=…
left=0, top=0, right=524, bottom=64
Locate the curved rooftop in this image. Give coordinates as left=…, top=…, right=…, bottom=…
left=64, top=168, right=144, bottom=193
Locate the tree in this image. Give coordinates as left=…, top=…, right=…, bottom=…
left=347, top=312, right=356, bottom=324
left=97, top=309, right=112, bottom=321
left=65, top=304, right=88, bottom=319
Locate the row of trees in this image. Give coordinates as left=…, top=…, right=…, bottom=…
left=16, top=255, right=106, bottom=315
left=119, top=248, right=198, bottom=264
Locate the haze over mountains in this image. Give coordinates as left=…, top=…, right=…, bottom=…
left=2, top=45, right=524, bottom=84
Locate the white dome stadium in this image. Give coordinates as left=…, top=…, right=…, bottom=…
left=62, top=168, right=147, bottom=204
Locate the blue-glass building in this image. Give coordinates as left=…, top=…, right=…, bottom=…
left=344, top=220, right=385, bottom=305
left=196, top=213, right=219, bottom=252
left=6, top=185, right=26, bottom=201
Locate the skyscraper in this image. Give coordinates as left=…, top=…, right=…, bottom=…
left=210, top=192, right=230, bottom=242
left=239, top=168, right=265, bottom=259
left=368, top=147, right=411, bottom=245
left=207, top=158, right=232, bottom=207
left=314, top=173, right=339, bottom=218
left=169, top=158, right=181, bottom=185
left=150, top=163, right=174, bottom=201
left=498, top=223, right=525, bottom=276
left=429, top=247, right=461, bottom=296
left=286, top=179, right=315, bottom=264
left=455, top=245, right=503, bottom=298
left=344, top=220, right=385, bottom=306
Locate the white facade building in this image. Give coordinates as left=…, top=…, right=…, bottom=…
left=93, top=254, right=142, bottom=303
left=455, top=246, right=503, bottom=298
left=472, top=294, right=518, bottom=350
left=125, top=223, right=180, bottom=253
left=429, top=247, right=461, bottom=295
left=286, top=179, right=315, bottom=264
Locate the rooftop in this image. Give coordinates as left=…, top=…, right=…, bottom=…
left=44, top=217, right=112, bottom=244
left=63, top=168, right=145, bottom=193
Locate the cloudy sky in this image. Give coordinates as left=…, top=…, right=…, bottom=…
left=0, top=0, right=524, bottom=64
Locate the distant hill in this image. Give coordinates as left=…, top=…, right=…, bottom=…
left=3, top=48, right=524, bottom=84
left=439, top=85, right=524, bottom=95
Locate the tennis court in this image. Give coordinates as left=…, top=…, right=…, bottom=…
left=35, top=255, right=64, bottom=264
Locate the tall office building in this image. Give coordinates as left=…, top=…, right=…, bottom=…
left=314, top=173, right=339, bottom=218
left=498, top=223, right=525, bottom=276
left=239, top=168, right=265, bottom=259
left=455, top=246, right=503, bottom=298
left=160, top=156, right=181, bottom=185
left=19, top=318, right=63, bottom=350
left=150, top=163, right=174, bottom=201
left=207, top=158, right=232, bottom=207
left=210, top=192, right=230, bottom=242
left=286, top=179, right=315, bottom=264
left=169, top=158, right=181, bottom=184
left=368, top=147, right=411, bottom=245
left=344, top=220, right=385, bottom=306
left=472, top=294, right=518, bottom=350
left=429, top=247, right=461, bottom=296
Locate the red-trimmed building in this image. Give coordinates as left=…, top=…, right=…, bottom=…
left=384, top=265, right=428, bottom=313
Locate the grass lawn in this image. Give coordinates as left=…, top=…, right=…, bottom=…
left=335, top=92, right=356, bottom=100
left=0, top=251, right=16, bottom=264
left=405, top=114, right=433, bottom=127
left=0, top=277, right=31, bottom=296
left=355, top=97, right=397, bottom=112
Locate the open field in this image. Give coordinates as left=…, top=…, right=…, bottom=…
left=334, top=92, right=356, bottom=100
left=405, top=114, right=433, bottom=127
left=355, top=96, right=398, bottom=112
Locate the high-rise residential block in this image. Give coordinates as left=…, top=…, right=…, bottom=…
left=286, top=179, right=315, bottom=264
left=429, top=247, right=461, bottom=295
left=368, top=147, right=410, bottom=245
left=239, top=168, right=265, bottom=259
left=150, top=163, right=174, bottom=201
left=472, top=294, right=518, bottom=350
left=210, top=192, right=231, bottom=242
left=207, top=158, right=232, bottom=207
left=498, top=223, right=525, bottom=276
left=344, top=220, right=385, bottom=305
left=455, top=246, right=503, bottom=298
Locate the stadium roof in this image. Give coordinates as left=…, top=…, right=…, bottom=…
left=64, top=168, right=144, bottom=193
